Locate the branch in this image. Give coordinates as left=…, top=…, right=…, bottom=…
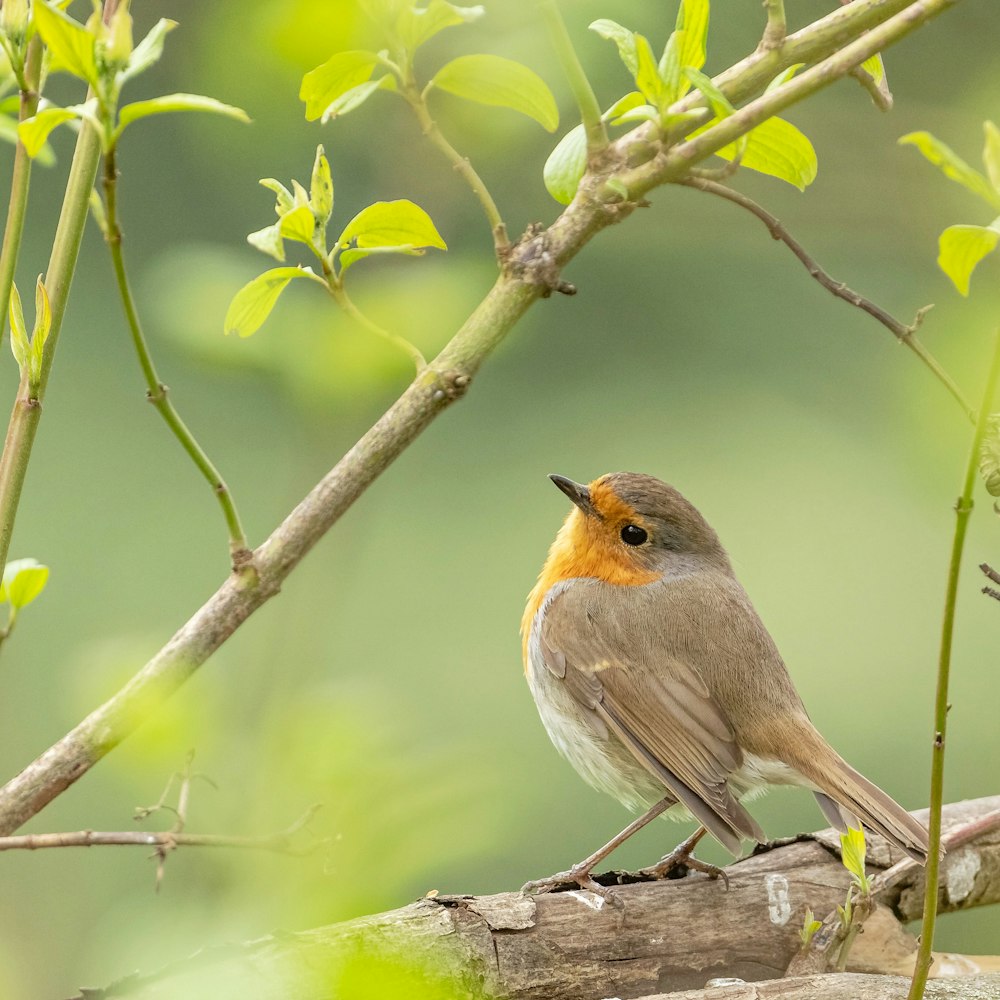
left=679, top=176, right=974, bottom=420
left=0, top=0, right=967, bottom=839
left=66, top=797, right=1000, bottom=1000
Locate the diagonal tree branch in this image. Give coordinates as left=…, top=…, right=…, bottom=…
left=0, top=0, right=967, bottom=837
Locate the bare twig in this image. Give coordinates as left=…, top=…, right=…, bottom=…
left=679, top=176, right=975, bottom=421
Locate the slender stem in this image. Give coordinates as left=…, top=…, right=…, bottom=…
left=680, top=177, right=975, bottom=421
left=908, top=329, right=1000, bottom=1000
left=0, top=35, right=42, bottom=348
left=403, top=82, right=509, bottom=253
left=102, top=148, right=250, bottom=561
left=540, top=0, right=607, bottom=154
left=760, top=0, right=788, bottom=50
left=327, top=280, right=426, bottom=370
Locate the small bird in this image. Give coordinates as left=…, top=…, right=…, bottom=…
left=521, top=472, right=929, bottom=896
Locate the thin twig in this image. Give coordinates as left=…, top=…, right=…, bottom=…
left=328, top=281, right=426, bottom=371
left=102, top=148, right=250, bottom=564
left=760, top=0, right=788, bottom=51
left=909, top=330, right=1000, bottom=999
left=679, top=176, right=975, bottom=422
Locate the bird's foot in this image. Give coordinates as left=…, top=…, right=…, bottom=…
left=521, top=866, right=623, bottom=907
left=637, top=849, right=730, bottom=889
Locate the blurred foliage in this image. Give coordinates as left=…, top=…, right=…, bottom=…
left=0, top=0, right=997, bottom=996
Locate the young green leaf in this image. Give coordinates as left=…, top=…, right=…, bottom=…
left=0, top=558, right=49, bottom=609
left=300, top=50, right=380, bottom=122
left=260, top=178, right=294, bottom=216
left=684, top=67, right=733, bottom=118
left=589, top=19, right=638, bottom=77
left=799, top=906, right=822, bottom=948
left=116, top=94, right=250, bottom=137
left=247, top=222, right=286, bottom=262
left=861, top=53, right=885, bottom=87
left=937, top=222, right=1000, bottom=296
left=899, top=131, right=1000, bottom=210
left=318, top=76, right=395, bottom=123
left=709, top=116, right=818, bottom=190
left=675, top=0, right=709, bottom=76
left=32, top=1, right=97, bottom=85
left=224, top=267, right=323, bottom=338
left=840, top=826, right=868, bottom=888
left=7, top=280, right=28, bottom=371
left=339, top=244, right=425, bottom=274
left=311, top=145, right=334, bottom=226
left=396, top=1, right=485, bottom=52
left=429, top=54, right=558, bottom=132
left=982, top=121, right=1000, bottom=194
left=279, top=204, right=318, bottom=245
left=18, top=105, right=81, bottom=158
left=30, top=276, right=51, bottom=384
left=543, top=123, right=587, bottom=205
left=764, top=63, right=804, bottom=94
left=338, top=199, right=447, bottom=250
left=635, top=33, right=669, bottom=108
left=120, top=17, right=177, bottom=83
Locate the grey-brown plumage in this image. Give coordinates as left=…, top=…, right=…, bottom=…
left=524, top=472, right=930, bottom=869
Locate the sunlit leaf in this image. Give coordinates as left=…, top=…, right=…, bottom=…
left=982, top=121, right=1000, bottom=194
left=429, top=54, right=558, bottom=131
left=260, top=178, right=294, bottom=216
left=543, top=123, right=586, bottom=205
left=396, top=1, right=484, bottom=51
left=861, top=53, right=885, bottom=86
left=589, top=19, right=638, bottom=77
left=339, top=244, right=425, bottom=274
left=684, top=67, right=733, bottom=119
left=280, top=204, right=318, bottom=245
left=937, top=222, right=1000, bottom=296
left=300, top=50, right=379, bottom=122
left=635, top=33, right=668, bottom=107
left=708, top=116, right=817, bottom=189
left=117, top=94, right=250, bottom=134
left=310, top=145, right=334, bottom=225
left=1, top=558, right=49, bottom=609
left=319, top=76, right=395, bottom=123
left=32, top=1, right=97, bottom=85
left=676, top=0, right=709, bottom=75
left=224, top=267, right=322, bottom=338
left=7, top=281, right=28, bottom=370
left=899, top=131, right=1000, bottom=209
left=247, top=222, right=285, bottom=262
left=338, top=199, right=446, bottom=250
left=120, top=18, right=178, bottom=83
left=18, top=105, right=80, bottom=158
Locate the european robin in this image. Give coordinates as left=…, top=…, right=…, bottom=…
left=521, top=472, right=930, bottom=896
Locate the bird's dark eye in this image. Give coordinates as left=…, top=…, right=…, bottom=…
left=620, top=524, right=648, bottom=546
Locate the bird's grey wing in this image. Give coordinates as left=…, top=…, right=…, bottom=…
left=540, top=581, right=765, bottom=854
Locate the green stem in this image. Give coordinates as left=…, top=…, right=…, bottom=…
left=907, top=329, right=1000, bottom=1000
left=404, top=82, right=509, bottom=253
left=0, top=35, right=42, bottom=347
left=539, top=0, right=607, bottom=154
left=0, top=108, right=103, bottom=578
left=102, top=148, right=249, bottom=561
left=327, top=279, right=426, bottom=370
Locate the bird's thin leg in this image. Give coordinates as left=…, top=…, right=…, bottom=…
left=637, top=825, right=729, bottom=887
left=521, top=797, right=673, bottom=899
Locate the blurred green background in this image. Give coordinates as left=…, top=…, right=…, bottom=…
left=1, top=0, right=998, bottom=994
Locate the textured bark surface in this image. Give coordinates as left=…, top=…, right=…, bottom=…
left=76, top=797, right=1000, bottom=1000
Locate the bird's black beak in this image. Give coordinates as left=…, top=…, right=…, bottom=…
left=549, top=474, right=600, bottom=519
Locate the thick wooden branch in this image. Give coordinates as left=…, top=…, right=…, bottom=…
left=74, top=797, right=1000, bottom=1000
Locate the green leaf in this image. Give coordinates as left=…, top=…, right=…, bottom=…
left=861, top=53, right=885, bottom=87
left=339, top=244, right=425, bottom=274
left=247, top=222, right=285, bottom=262
left=635, top=33, right=668, bottom=107
left=279, top=204, right=318, bottom=245
left=429, top=54, right=558, bottom=132
left=310, top=145, right=334, bottom=226
left=32, top=1, right=97, bottom=85
left=7, top=280, right=28, bottom=370
left=982, top=121, right=1000, bottom=194
left=18, top=105, right=80, bottom=158
left=117, top=94, right=250, bottom=135
left=613, top=103, right=660, bottom=126
left=396, top=1, right=485, bottom=51
left=589, top=19, right=638, bottom=77
left=899, top=131, right=1000, bottom=209
left=224, top=267, right=321, bottom=338
left=300, top=50, right=379, bottom=122
left=684, top=67, right=733, bottom=119
left=799, top=906, right=822, bottom=948
left=543, top=123, right=586, bottom=205
left=318, top=76, right=395, bottom=123
left=338, top=199, right=447, bottom=250
left=764, top=63, right=803, bottom=94
left=839, top=826, right=867, bottom=883
left=710, top=116, right=817, bottom=190
left=30, top=276, right=51, bottom=383
left=1, top=558, right=49, bottom=609
left=120, top=18, right=178, bottom=83
left=260, top=178, right=294, bottom=216
left=676, top=0, right=709, bottom=75
left=604, top=91, right=645, bottom=123
left=937, top=222, right=1000, bottom=296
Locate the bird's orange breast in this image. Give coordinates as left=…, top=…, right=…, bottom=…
left=521, top=504, right=660, bottom=671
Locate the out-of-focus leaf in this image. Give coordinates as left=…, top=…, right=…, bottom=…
left=117, top=94, right=250, bottom=134
left=899, top=131, right=1000, bottom=209
left=339, top=245, right=425, bottom=274
left=396, top=1, right=484, bottom=51
left=310, top=145, right=333, bottom=225
left=982, top=121, right=1000, bottom=194
left=247, top=222, right=285, bottom=262
left=4, top=559, right=49, bottom=609
left=18, top=106, right=80, bottom=158
left=543, top=122, right=586, bottom=205
left=589, top=19, right=638, bottom=77
left=300, top=50, right=379, bottom=122
left=280, top=204, right=318, bottom=245
left=319, top=76, right=395, bottom=123
left=338, top=200, right=446, bottom=250
left=937, top=222, right=1000, bottom=296
left=429, top=54, right=558, bottom=131
left=224, top=267, right=322, bottom=338
left=32, top=1, right=96, bottom=85
left=120, top=17, right=177, bottom=82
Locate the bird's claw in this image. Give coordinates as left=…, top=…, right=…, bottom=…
left=521, top=868, right=623, bottom=907
left=637, top=851, right=730, bottom=889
